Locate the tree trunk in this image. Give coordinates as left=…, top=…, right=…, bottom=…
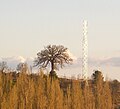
left=50, top=60, right=57, bottom=78
left=51, top=60, right=54, bottom=72
left=50, top=60, right=54, bottom=76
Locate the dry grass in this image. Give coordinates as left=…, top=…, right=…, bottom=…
left=0, top=70, right=119, bottom=109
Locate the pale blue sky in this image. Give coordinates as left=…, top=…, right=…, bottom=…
left=0, top=0, right=120, bottom=80
left=0, top=0, right=120, bottom=57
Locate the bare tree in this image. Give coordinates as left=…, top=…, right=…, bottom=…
left=16, top=63, right=28, bottom=73
left=34, top=45, right=73, bottom=76
left=0, top=61, right=8, bottom=73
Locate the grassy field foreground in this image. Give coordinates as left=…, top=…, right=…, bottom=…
left=0, top=70, right=120, bottom=109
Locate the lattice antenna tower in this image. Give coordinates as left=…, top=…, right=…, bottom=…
left=82, top=20, right=88, bottom=82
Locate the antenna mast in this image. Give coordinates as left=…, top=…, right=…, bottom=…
left=82, top=20, right=88, bottom=82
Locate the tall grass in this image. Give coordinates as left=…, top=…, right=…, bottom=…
left=0, top=70, right=118, bottom=109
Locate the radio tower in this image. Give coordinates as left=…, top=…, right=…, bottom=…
left=82, top=20, right=88, bottom=83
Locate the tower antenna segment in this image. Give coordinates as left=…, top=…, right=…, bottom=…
left=82, top=20, right=88, bottom=83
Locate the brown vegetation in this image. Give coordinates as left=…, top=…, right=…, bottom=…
left=0, top=70, right=120, bottom=109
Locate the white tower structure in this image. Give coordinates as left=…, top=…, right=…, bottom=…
left=82, top=20, right=88, bottom=81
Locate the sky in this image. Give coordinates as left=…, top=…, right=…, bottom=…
left=0, top=0, right=120, bottom=80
